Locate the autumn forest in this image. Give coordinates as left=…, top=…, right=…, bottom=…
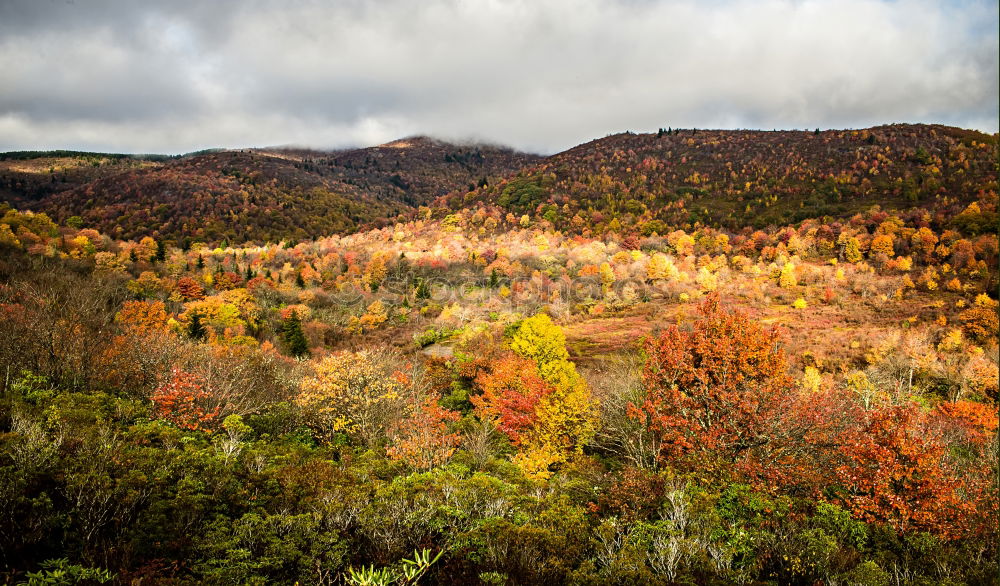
left=0, top=123, right=997, bottom=585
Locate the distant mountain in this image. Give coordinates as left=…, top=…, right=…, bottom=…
left=260, top=136, right=537, bottom=208
left=444, top=124, right=998, bottom=234
left=0, top=138, right=539, bottom=245
left=0, top=151, right=171, bottom=204
left=4, top=124, right=996, bottom=245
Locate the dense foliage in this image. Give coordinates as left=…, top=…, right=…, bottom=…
left=2, top=138, right=537, bottom=246
left=0, top=124, right=997, bottom=585
left=447, top=124, right=998, bottom=234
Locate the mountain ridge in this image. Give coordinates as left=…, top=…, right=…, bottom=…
left=441, top=123, right=997, bottom=234
left=1, top=137, right=539, bottom=244
left=2, top=123, right=995, bottom=245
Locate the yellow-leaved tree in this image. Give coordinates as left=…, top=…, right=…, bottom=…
left=347, top=300, right=388, bottom=335
left=599, top=262, right=615, bottom=295
left=778, top=262, right=797, bottom=288
left=646, top=253, right=679, bottom=282
left=296, top=350, right=405, bottom=446
left=510, top=313, right=577, bottom=388
left=505, top=314, right=597, bottom=479
left=363, top=251, right=390, bottom=291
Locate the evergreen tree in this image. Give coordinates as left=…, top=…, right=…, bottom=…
left=415, top=278, right=431, bottom=300
left=187, top=312, right=206, bottom=341
left=155, top=239, right=166, bottom=262
left=282, top=311, right=310, bottom=358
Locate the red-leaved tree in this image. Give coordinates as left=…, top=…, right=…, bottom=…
left=472, top=354, right=555, bottom=446
left=837, top=404, right=972, bottom=540
left=633, top=295, right=795, bottom=473
left=151, top=367, right=220, bottom=431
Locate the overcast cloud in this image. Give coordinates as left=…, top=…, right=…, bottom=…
left=0, top=0, right=996, bottom=154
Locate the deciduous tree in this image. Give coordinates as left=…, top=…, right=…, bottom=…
left=151, top=368, right=220, bottom=431
left=387, top=395, right=461, bottom=470
left=297, top=350, right=405, bottom=445
left=635, top=295, right=794, bottom=469
left=837, top=404, right=970, bottom=539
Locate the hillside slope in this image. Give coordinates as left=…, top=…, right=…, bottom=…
left=5, top=124, right=995, bottom=246
left=444, top=124, right=998, bottom=234
left=2, top=138, right=538, bottom=245
left=0, top=151, right=172, bottom=204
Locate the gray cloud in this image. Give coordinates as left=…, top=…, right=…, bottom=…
left=0, top=0, right=996, bottom=154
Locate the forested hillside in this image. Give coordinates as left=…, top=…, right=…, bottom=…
left=446, top=124, right=997, bottom=234
left=1, top=139, right=537, bottom=246
left=0, top=124, right=997, bottom=585
left=0, top=150, right=172, bottom=202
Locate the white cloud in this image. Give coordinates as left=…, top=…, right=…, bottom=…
left=0, top=0, right=996, bottom=154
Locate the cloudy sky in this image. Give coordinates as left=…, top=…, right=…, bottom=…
left=0, top=0, right=996, bottom=154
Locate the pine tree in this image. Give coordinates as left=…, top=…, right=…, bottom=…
left=187, top=312, right=206, bottom=341
left=282, top=310, right=310, bottom=358
left=154, top=239, right=166, bottom=262
left=416, top=278, right=431, bottom=300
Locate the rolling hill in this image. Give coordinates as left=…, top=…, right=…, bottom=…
left=443, top=123, right=998, bottom=234
left=0, top=124, right=996, bottom=585
left=3, top=124, right=996, bottom=246
left=1, top=138, right=539, bottom=245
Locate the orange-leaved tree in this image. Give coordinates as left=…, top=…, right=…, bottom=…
left=472, top=354, right=554, bottom=446
left=175, top=277, right=205, bottom=301
left=929, top=400, right=999, bottom=540
left=837, top=403, right=974, bottom=540
left=151, top=367, right=220, bottom=432
left=958, top=306, right=999, bottom=344
left=115, top=300, right=169, bottom=335
left=634, top=294, right=794, bottom=471
left=387, top=394, right=461, bottom=470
